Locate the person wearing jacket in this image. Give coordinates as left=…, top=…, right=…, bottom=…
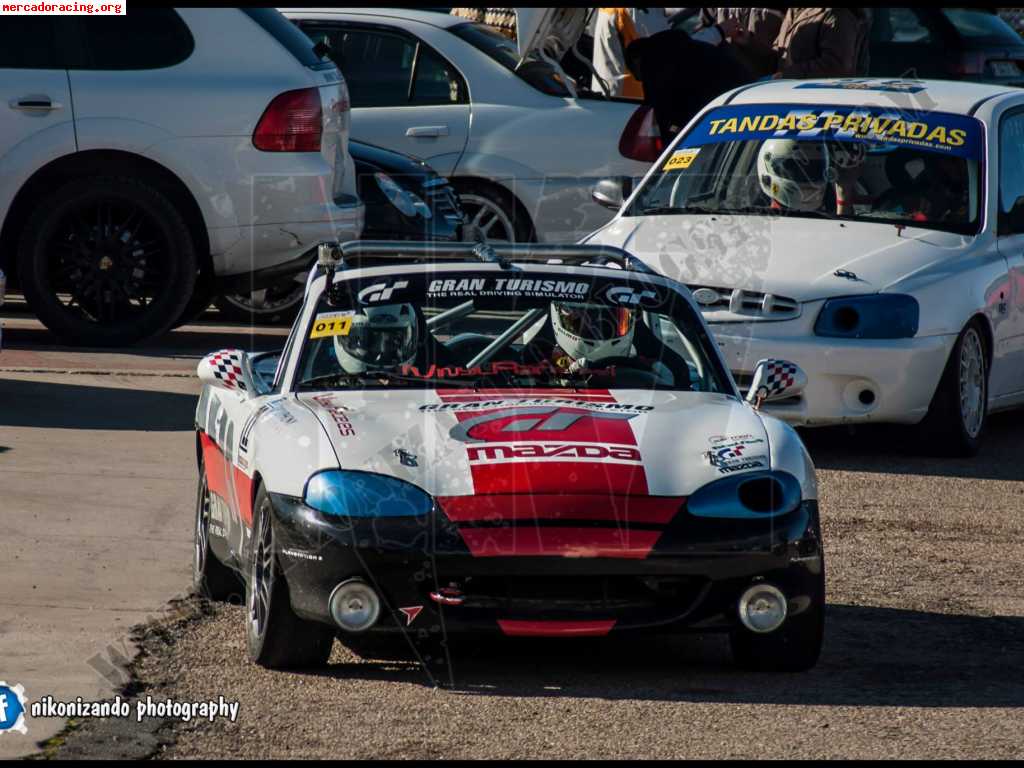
left=733, top=7, right=868, bottom=79
left=625, top=28, right=754, bottom=141
left=592, top=7, right=646, bottom=98
left=690, top=7, right=787, bottom=78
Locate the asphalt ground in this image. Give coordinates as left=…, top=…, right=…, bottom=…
left=1, top=295, right=1022, bottom=759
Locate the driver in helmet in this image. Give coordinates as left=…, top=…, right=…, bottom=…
left=549, top=301, right=637, bottom=373
left=757, top=138, right=830, bottom=212
left=333, top=303, right=419, bottom=374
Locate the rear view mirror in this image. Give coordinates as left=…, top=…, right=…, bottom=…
left=745, top=359, right=807, bottom=409
left=197, top=349, right=255, bottom=397
left=592, top=176, right=633, bottom=211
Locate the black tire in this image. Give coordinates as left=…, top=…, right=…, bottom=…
left=172, top=268, right=216, bottom=329
left=192, top=463, right=242, bottom=602
left=452, top=179, right=535, bottom=243
left=17, top=175, right=198, bottom=347
left=915, top=319, right=989, bottom=457
left=729, top=571, right=826, bottom=673
left=213, top=280, right=304, bottom=327
left=246, top=485, right=334, bottom=669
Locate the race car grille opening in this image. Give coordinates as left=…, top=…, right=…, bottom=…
left=737, top=476, right=789, bottom=514
left=687, top=285, right=800, bottom=321
left=429, top=574, right=707, bottom=615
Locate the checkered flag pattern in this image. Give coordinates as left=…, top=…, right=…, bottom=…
left=205, top=349, right=247, bottom=391
left=761, top=359, right=798, bottom=395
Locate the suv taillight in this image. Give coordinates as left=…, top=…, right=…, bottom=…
left=253, top=87, right=322, bottom=152
left=619, top=105, right=664, bottom=163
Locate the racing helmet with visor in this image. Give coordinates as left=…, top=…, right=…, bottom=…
left=756, top=138, right=831, bottom=211
left=333, top=303, right=418, bottom=373
left=551, top=301, right=636, bottom=362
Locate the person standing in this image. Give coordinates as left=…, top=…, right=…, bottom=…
left=690, top=7, right=787, bottom=78
left=732, top=7, right=867, bottom=79
left=591, top=7, right=646, bottom=98
left=625, top=28, right=755, bottom=141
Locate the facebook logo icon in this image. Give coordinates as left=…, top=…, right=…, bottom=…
left=0, top=682, right=27, bottom=735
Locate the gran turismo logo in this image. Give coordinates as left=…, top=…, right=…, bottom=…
left=604, top=285, right=658, bottom=307
left=0, top=682, right=27, bottom=735
left=358, top=280, right=409, bottom=304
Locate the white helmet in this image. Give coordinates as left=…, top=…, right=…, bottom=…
left=551, top=302, right=635, bottom=363
left=333, top=303, right=418, bottom=374
left=757, top=139, right=830, bottom=211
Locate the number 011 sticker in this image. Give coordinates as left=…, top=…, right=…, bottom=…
left=663, top=147, right=700, bottom=171
left=310, top=311, right=354, bottom=339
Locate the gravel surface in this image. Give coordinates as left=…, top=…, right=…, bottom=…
left=54, top=413, right=1024, bottom=760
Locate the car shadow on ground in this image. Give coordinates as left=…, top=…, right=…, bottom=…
left=798, top=410, right=1024, bottom=482
left=313, top=604, right=1024, bottom=708
left=0, top=320, right=287, bottom=360
left=0, top=376, right=197, bottom=431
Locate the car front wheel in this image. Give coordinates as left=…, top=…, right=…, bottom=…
left=917, top=319, right=989, bottom=457
left=246, top=485, right=334, bottom=669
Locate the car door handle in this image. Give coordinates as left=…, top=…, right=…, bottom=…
left=10, top=96, right=62, bottom=112
left=405, top=125, right=448, bottom=138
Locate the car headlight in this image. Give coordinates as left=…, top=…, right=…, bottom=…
left=304, top=470, right=433, bottom=518
left=374, top=172, right=432, bottom=220
left=814, top=294, right=918, bottom=339
left=687, top=471, right=801, bottom=519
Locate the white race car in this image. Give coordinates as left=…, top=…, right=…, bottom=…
left=585, top=78, right=1024, bottom=455
left=192, top=241, right=824, bottom=681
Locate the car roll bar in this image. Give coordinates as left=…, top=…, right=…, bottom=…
left=316, top=240, right=655, bottom=275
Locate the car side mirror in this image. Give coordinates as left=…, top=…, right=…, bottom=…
left=197, top=349, right=255, bottom=397
left=745, top=358, right=807, bottom=409
left=592, top=176, right=633, bottom=211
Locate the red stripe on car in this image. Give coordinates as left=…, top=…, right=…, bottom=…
left=497, top=619, right=616, bottom=637
left=457, top=527, right=661, bottom=559
left=436, top=494, right=683, bottom=524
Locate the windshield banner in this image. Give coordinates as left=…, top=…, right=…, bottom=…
left=681, top=103, right=983, bottom=159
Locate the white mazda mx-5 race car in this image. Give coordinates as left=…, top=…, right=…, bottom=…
left=192, top=241, right=823, bottom=683
left=586, top=78, right=1024, bottom=456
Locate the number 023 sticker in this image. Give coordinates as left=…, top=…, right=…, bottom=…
left=310, top=311, right=354, bottom=339
left=663, top=147, right=700, bottom=171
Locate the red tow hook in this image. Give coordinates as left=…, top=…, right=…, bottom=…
left=429, top=585, right=465, bottom=606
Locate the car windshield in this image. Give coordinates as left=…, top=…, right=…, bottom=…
left=293, top=269, right=730, bottom=394
left=943, top=9, right=1023, bottom=45
left=449, top=21, right=572, bottom=97
left=626, top=101, right=985, bottom=236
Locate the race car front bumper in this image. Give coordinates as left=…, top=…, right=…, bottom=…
left=268, top=493, right=823, bottom=639
left=709, top=318, right=957, bottom=427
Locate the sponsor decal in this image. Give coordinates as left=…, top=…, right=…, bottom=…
left=0, top=682, right=27, bottom=735
left=393, top=448, right=418, bottom=467
left=466, top=442, right=641, bottom=464
left=448, top=406, right=638, bottom=444
left=716, top=457, right=768, bottom=474
left=682, top=103, right=982, bottom=158
left=204, top=349, right=247, bottom=392
left=309, top=311, right=354, bottom=339
left=426, top=277, right=589, bottom=300
left=281, top=548, right=323, bottom=562
left=239, top=397, right=295, bottom=456
left=795, top=79, right=926, bottom=94
left=312, top=394, right=356, bottom=437
left=358, top=280, right=409, bottom=304
left=398, top=606, right=423, bottom=626
left=604, top=285, right=660, bottom=308
left=708, top=433, right=759, bottom=445
left=663, top=147, right=700, bottom=170
left=421, top=398, right=653, bottom=413
left=401, top=359, right=615, bottom=381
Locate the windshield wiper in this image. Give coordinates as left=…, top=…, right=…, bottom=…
left=636, top=204, right=720, bottom=216
left=298, top=371, right=465, bottom=389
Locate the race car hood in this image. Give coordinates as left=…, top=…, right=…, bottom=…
left=297, top=388, right=772, bottom=499
left=586, top=214, right=976, bottom=304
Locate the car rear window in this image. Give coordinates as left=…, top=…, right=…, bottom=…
left=242, top=8, right=333, bottom=71
left=70, top=9, right=193, bottom=70
left=449, top=21, right=572, bottom=98
left=943, top=9, right=1024, bottom=45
